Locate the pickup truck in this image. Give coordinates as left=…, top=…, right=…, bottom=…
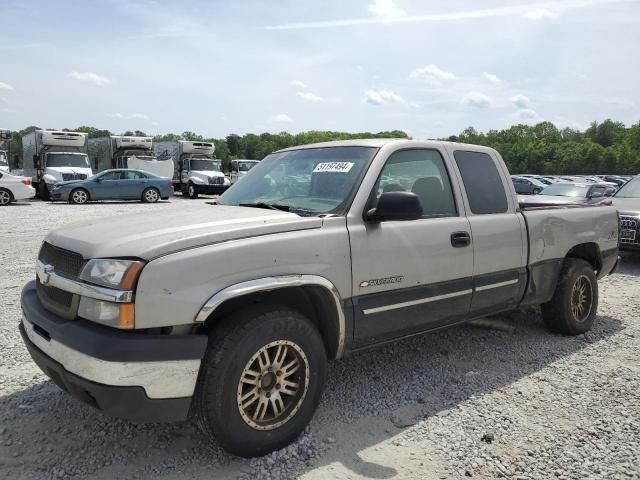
left=19, top=139, right=619, bottom=457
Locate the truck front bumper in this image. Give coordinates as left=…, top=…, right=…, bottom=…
left=20, top=281, right=208, bottom=422
left=195, top=184, right=229, bottom=195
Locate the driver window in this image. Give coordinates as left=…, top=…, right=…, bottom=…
left=375, top=149, right=457, bottom=217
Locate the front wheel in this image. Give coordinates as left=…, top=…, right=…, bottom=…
left=541, top=258, right=598, bottom=335
left=142, top=187, right=160, bottom=203
left=193, top=306, right=327, bottom=457
left=0, top=188, right=13, bottom=206
left=69, top=188, right=89, bottom=205
left=187, top=182, right=199, bottom=199
left=532, top=188, right=541, bottom=195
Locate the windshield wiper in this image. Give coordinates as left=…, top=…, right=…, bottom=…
left=239, top=202, right=290, bottom=212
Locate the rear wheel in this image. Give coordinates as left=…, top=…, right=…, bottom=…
left=193, top=305, right=327, bottom=457
left=69, top=188, right=89, bottom=205
left=0, top=188, right=13, bottom=206
left=187, top=182, right=199, bottom=199
left=142, top=187, right=160, bottom=203
left=541, top=258, right=598, bottom=335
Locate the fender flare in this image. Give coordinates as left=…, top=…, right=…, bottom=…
left=194, top=275, right=346, bottom=358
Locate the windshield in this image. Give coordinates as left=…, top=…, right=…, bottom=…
left=218, top=146, right=378, bottom=216
left=237, top=161, right=258, bottom=172
left=46, top=153, right=90, bottom=168
left=615, top=176, right=640, bottom=198
left=0, top=152, right=7, bottom=166
left=541, top=184, right=590, bottom=197
left=190, top=159, right=221, bottom=171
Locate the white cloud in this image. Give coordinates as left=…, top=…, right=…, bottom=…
left=151, top=121, right=160, bottom=126
left=272, top=113, right=293, bottom=123
left=462, top=91, right=492, bottom=108
left=365, top=89, right=405, bottom=105
left=291, top=80, right=307, bottom=89
left=409, top=64, right=455, bottom=83
left=70, top=71, right=112, bottom=87
left=127, top=113, right=149, bottom=120
left=1, top=107, right=15, bottom=113
left=296, top=91, right=325, bottom=102
left=262, top=0, right=617, bottom=30
left=511, top=94, right=532, bottom=108
left=109, top=113, right=124, bottom=118
left=0, top=81, right=14, bottom=91
left=482, top=72, right=501, bottom=85
left=518, top=108, right=540, bottom=119
left=523, top=8, right=558, bottom=20
left=368, top=0, right=407, bottom=20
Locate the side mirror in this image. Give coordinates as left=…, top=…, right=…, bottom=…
left=588, top=190, right=604, bottom=199
left=95, top=177, right=102, bottom=183
left=365, top=191, right=423, bottom=222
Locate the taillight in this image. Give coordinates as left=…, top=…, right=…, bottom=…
left=21, top=178, right=32, bottom=186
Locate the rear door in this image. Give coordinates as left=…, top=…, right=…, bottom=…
left=347, top=147, right=474, bottom=348
left=450, top=149, right=527, bottom=316
left=122, top=170, right=146, bottom=199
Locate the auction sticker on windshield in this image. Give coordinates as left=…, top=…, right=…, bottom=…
left=313, top=162, right=354, bottom=173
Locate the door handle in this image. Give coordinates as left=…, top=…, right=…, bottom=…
left=451, top=231, right=471, bottom=248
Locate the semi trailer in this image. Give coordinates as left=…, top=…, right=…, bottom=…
left=154, top=140, right=229, bottom=198
left=22, top=130, right=92, bottom=200
left=89, top=136, right=173, bottom=178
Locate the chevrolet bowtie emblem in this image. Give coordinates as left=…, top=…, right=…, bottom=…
left=41, top=265, right=54, bottom=285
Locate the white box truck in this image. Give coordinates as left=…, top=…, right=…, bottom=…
left=154, top=140, right=229, bottom=198
left=22, top=130, right=92, bottom=200
left=88, top=136, right=173, bottom=178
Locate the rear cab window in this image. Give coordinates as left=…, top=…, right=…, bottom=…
left=453, top=150, right=509, bottom=214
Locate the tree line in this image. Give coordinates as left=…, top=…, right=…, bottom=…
left=3, top=120, right=639, bottom=175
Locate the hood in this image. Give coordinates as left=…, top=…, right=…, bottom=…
left=45, top=205, right=323, bottom=260
left=611, top=197, right=640, bottom=215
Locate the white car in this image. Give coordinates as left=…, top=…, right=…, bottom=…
left=0, top=171, right=36, bottom=205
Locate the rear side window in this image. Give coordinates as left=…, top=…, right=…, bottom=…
left=454, top=151, right=508, bottom=214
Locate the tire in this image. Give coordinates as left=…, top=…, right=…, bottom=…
left=69, top=188, right=89, bottom=205
left=193, top=305, right=327, bottom=457
left=541, top=258, right=598, bottom=335
left=187, top=182, right=199, bottom=199
left=0, top=188, right=13, bottom=206
left=38, top=182, right=50, bottom=201
left=532, top=188, right=541, bottom=195
left=142, top=187, right=160, bottom=203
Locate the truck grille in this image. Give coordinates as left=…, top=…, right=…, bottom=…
left=61, top=173, right=87, bottom=181
left=38, top=242, right=85, bottom=278
left=36, top=278, right=73, bottom=309
left=619, top=216, right=640, bottom=245
left=208, top=176, right=224, bottom=185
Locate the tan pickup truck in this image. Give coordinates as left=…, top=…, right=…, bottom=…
left=20, top=139, right=619, bottom=457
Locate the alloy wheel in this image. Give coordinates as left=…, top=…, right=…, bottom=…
left=571, top=275, right=593, bottom=322
left=237, top=340, right=310, bottom=431
left=0, top=190, right=11, bottom=205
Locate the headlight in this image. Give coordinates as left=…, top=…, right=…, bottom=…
left=80, top=259, right=145, bottom=289
left=223, top=177, right=231, bottom=186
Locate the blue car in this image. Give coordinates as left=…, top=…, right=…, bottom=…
left=50, top=169, right=173, bottom=204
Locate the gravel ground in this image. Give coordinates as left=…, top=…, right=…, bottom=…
left=1, top=198, right=639, bottom=480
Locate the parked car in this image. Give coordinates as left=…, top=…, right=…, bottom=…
left=512, top=176, right=546, bottom=194
left=519, top=182, right=616, bottom=207
left=0, top=171, right=36, bottom=205
left=49, top=169, right=173, bottom=204
left=612, top=175, right=640, bottom=250
left=20, top=139, right=618, bottom=457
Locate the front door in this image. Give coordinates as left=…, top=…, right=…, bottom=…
left=347, top=148, right=474, bottom=348
left=92, top=171, right=123, bottom=200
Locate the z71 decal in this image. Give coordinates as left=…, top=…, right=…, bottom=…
left=360, top=276, right=404, bottom=288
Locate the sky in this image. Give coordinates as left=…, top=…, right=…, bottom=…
left=0, top=0, right=638, bottom=139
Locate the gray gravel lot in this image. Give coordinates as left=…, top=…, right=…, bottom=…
left=1, top=198, right=639, bottom=479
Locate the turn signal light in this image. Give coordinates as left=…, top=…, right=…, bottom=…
left=118, top=304, right=135, bottom=329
